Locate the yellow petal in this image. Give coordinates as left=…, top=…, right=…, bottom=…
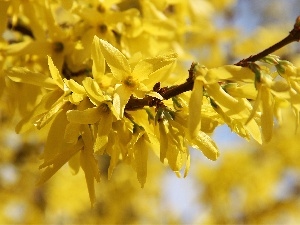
left=184, top=150, right=191, bottom=178
left=39, top=139, right=83, bottom=169
left=6, top=67, right=57, bottom=90
left=15, top=89, right=62, bottom=133
left=131, top=60, right=153, bottom=81
left=158, top=121, right=168, bottom=162
left=80, top=148, right=99, bottom=207
left=64, top=78, right=85, bottom=94
left=34, top=94, right=66, bottom=129
left=225, top=83, right=257, bottom=100
left=68, top=151, right=80, bottom=175
left=80, top=125, right=101, bottom=206
left=206, top=83, right=253, bottom=120
left=68, top=93, right=84, bottom=105
left=147, top=91, right=163, bottom=100
left=191, top=131, right=219, bottom=160
left=37, top=139, right=83, bottom=185
left=245, top=119, right=262, bottom=144
left=91, top=36, right=106, bottom=82
left=261, top=86, right=274, bottom=142
left=82, top=77, right=106, bottom=106
left=132, top=52, right=177, bottom=81
left=188, top=79, right=203, bottom=139
left=107, top=136, right=120, bottom=180
left=48, top=56, right=64, bottom=89
left=245, top=86, right=262, bottom=125
left=67, top=107, right=102, bottom=124
left=113, top=84, right=132, bottom=118
left=206, top=83, right=238, bottom=109
left=5, top=41, right=52, bottom=56
left=290, top=91, right=300, bottom=131
left=64, top=122, right=81, bottom=143
left=43, top=108, right=69, bottom=160
left=205, top=65, right=254, bottom=84
left=99, top=39, right=131, bottom=81
left=142, top=61, right=176, bottom=88
left=94, top=112, right=113, bottom=153
left=166, top=144, right=182, bottom=175
left=134, top=137, right=148, bottom=188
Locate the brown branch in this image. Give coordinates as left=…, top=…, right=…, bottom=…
left=125, top=15, right=300, bottom=111
left=125, top=66, right=196, bottom=111
left=235, top=16, right=300, bottom=67
left=7, top=14, right=300, bottom=112
left=125, top=80, right=194, bottom=111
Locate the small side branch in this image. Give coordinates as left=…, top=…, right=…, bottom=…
left=125, top=16, right=300, bottom=111
left=235, top=16, right=300, bottom=67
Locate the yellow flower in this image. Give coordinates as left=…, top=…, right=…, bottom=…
left=173, top=111, right=220, bottom=162
left=187, top=64, right=262, bottom=144
left=6, top=56, right=69, bottom=133
left=188, top=64, right=207, bottom=139
left=246, top=70, right=275, bottom=142
left=5, top=1, right=77, bottom=71
left=97, top=37, right=177, bottom=117
left=126, top=125, right=150, bottom=188
left=74, top=1, right=142, bottom=56
left=66, top=102, right=115, bottom=153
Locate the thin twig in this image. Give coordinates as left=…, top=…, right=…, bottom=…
left=125, top=16, right=300, bottom=111
left=235, top=16, right=300, bottom=67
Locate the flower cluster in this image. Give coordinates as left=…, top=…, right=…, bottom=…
left=1, top=0, right=300, bottom=205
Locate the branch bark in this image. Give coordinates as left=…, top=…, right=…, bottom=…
left=125, top=16, right=300, bottom=111
left=235, top=16, right=300, bottom=67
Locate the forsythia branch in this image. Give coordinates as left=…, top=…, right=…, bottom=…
left=7, top=15, right=300, bottom=112
left=235, top=16, right=300, bottom=67
left=125, top=16, right=300, bottom=111
left=4, top=1, right=300, bottom=207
